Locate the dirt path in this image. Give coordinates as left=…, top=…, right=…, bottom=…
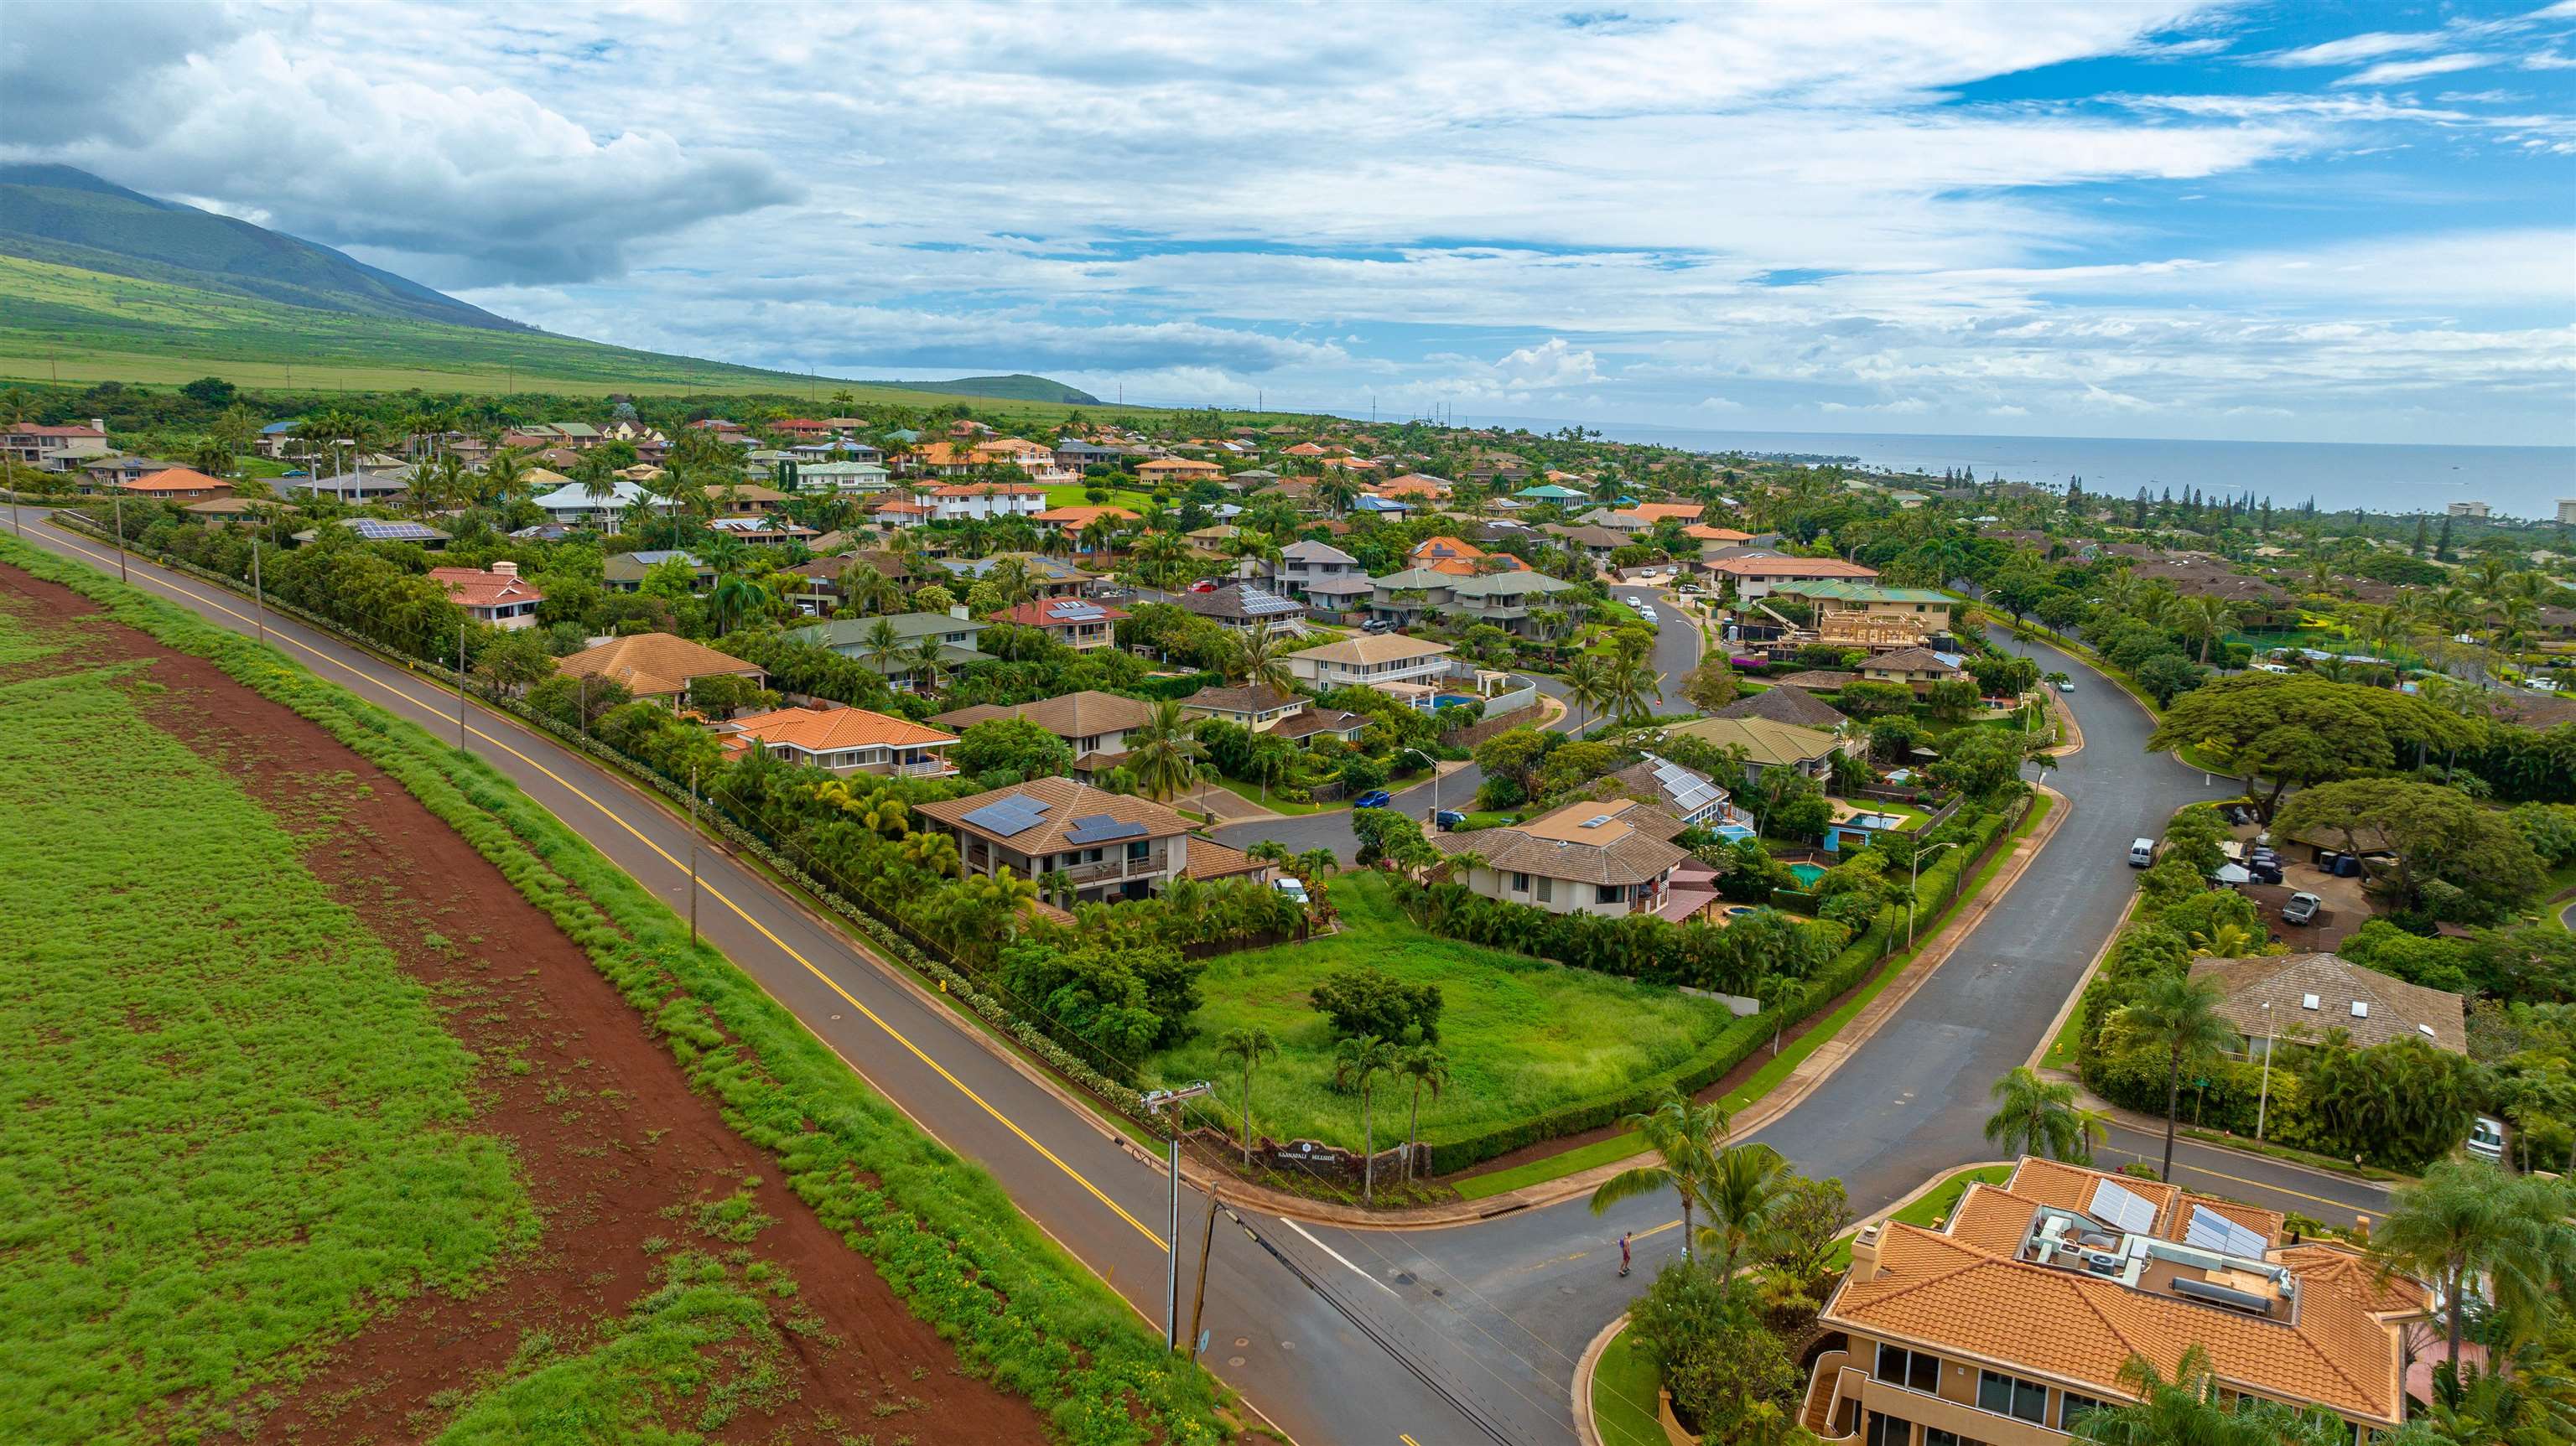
left=3, top=563, right=1048, bottom=1446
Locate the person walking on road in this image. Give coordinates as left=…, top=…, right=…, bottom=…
left=1618, top=1231, right=1632, bottom=1278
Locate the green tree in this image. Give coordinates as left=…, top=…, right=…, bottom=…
left=2111, top=972, right=2237, bottom=1181
left=1982, top=1065, right=2107, bottom=1164
left=1696, top=1142, right=1794, bottom=1281
left=1126, top=698, right=1206, bottom=802
left=1214, top=1026, right=1278, bottom=1168
left=2149, top=673, right=2477, bottom=821
left=2275, top=777, right=2547, bottom=922
left=1394, top=1044, right=1451, bottom=1180
left=1563, top=652, right=1610, bottom=732
left=953, top=717, right=1075, bottom=780
left=2074, top=1345, right=2351, bottom=1445
left=1331, top=1034, right=1401, bottom=1205
left=1679, top=655, right=1740, bottom=713
left=2375, top=1161, right=2576, bottom=1371
left=1310, top=965, right=1441, bottom=1041
left=1590, top=1089, right=1729, bottom=1264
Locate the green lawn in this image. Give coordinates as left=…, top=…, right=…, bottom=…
left=1143, top=874, right=1738, bottom=1152
left=1042, top=481, right=1159, bottom=510
left=2043, top=998, right=2086, bottom=1071
left=1208, top=774, right=1329, bottom=816
left=1822, top=1164, right=2015, bottom=1271
left=1590, top=1326, right=1670, bottom=1446
left=0, top=600, right=536, bottom=1442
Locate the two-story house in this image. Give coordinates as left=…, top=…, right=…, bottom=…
left=1178, top=683, right=1306, bottom=733
left=927, top=482, right=1046, bottom=520
left=1703, top=554, right=1882, bottom=601
left=1265, top=539, right=1373, bottom=614
left=529, top=479, right=671, bottom=530
left=1285, top=633, right=1457, bottom=694
left=938, top=552, right=1097, bottom=599
left=1778, top=581, right=1957, bottom=649
left=911, top=775, right=1268, bottom=904
left=1859, top=646, right=1971, bottom=695
left=430, top=562, right=545, bottom=630
left=603, top=550, right=715, bottom=593
left=3, top=420, right=112, bottom=471
left=1179, top=582, right=1307, bottom=635
left=1430, top=797, right=1689, bottom=916
left=1364, top=568, right=1578, bottom=635
left=1805, top=1156, right=2425, bottom=1446
left=989, top=596, right=1127, bottom=651
left=715, top=705, right=958, bottom=777
left=931, top=691, right=1158, bottom=775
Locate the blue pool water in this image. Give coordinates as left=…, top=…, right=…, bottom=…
left=1434, top=693, right=1475, bottom=709
left=1788, top=863, right=1826, bottom=888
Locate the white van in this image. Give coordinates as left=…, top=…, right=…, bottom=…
left=2128, top=837, right=2157, bottom=868
left=2468, top=1115, right=2506, bottom=1163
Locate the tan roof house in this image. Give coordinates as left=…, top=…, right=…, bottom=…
left=554, top=632, right=765, bottom=705
left=1179, top=682, right=1306, bottom=733
left=911, top=775, right=1266, bottom=903
left=1431, top=796, right=1690, bottom=916
left=2186, top=952, right=2467, bottom=1057
left=1284, top=633, right=1455, bottom=692
left=1808, top=1156, right=2426, bottom=1443
left=1667, top=715, right=1846, bottom=780
left=931, top=690, right=1158, bottom=772
left=1860, top=647, right=1970, bottom=695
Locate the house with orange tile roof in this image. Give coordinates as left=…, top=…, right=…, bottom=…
left=1702, top=553, right=1879, bottom=600
left=430, top=562, right=546, bottom=630
left=1136, top=456, right=1225, bottom=485
left=1804, top=1155, right=2426, bottom=1445
left=1373, top=472, right=1452, bottom=500
left=115, top=465, right=231, bottom=501
left=1280, top=441, right=1329, bottom=458
left=714, top=704, right=958, bottom=778
left=1683, top=523, right=1755, bottom=543
left=3, top=420, right=111, bottom=470
left=987, top=595, right=1128, bottom=650
left=1031, top=504, right=1139, bottom=555
left=1407, top=535, right=1526, bottom=577
left=927, top=481, right=1046, bottom=521
left=1626, top=501, right=1706, bottom=524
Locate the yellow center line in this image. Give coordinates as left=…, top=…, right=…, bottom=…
left=29, top=521, right=1167, bottom=1251
left=1633, top=1217, right=1682, bottom=1240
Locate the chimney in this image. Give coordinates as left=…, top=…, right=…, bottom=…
left=1847, top=1223, right=1883, bottom=1285
left=492, top=560, right=519, bottom=578
left=950, top=604, right=969, bottom=621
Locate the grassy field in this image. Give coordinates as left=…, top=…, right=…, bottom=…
left=0, top=602, right=536, bottom=1441
left=0, top=251, right=1093, bottom=407
left=1589, top=1327, right=1670, bottom=1446
left=1143, top=873, right=1738, bottom=1152
left=1822, top=1164, right=2016, bottom=1271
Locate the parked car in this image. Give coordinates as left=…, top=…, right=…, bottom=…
left=1359, top=617, right=1394, bottom=635
left=2468, top=1114, right=2507, bottom=1163
left=1638, top=605, right=1659, bottom=625
left=1187, top=579, right=1219, bottom=593
left=2128, top=837, right=2158, bottom=868
left=2531, top=679, right=2562, bottom=693
left=2056, top=679, right=2075, bottom=693
left=2245, top=859, right=2283, bottom=885
left=1351, top=790, right=1394, bottom=809
left=2281, top=891, right=2324, bottom=926
left=1271, top=876, right=1310, bottom=905
left=1433, top=809, right=1467, bottom=831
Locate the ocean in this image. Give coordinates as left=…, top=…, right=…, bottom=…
left=1457, top=419, right=2576, bottom=524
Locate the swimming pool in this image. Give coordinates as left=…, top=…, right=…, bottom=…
left=1788, top=863, right=1826, bottom=888
left=1434, top=693, right=1476, bottom=709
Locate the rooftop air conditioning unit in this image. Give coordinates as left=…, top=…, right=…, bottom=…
left=2082, top=1251, right=2124, bottom=1275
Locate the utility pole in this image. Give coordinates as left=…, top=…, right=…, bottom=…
left=2254, top=1002, right=2276, bottom=1142
left=688, top=761, right=702, bottom=946
left=112, top=492, right=127, bottom=582
left=456, top=618, right=470, bottom=748
left=1165, top=1132, right=1182, bottom=1351
left=250, top=533, right=266, bottom=645
left=1187, top=1191, right=1219, bottom=1362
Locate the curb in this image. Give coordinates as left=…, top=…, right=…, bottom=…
left=2023, top=893, right=2135, bottom=1070
left=1571, top=1314, right=1628, bottom=1446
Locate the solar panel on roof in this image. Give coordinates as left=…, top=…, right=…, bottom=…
left=959, top=794, right=1052, bottom=837
left=2184, top=1205, right=2271, bottom=1259
left=1064, top=814, right=1148, bottom=845
left=2088, top=1179, right=2160, bottom=1236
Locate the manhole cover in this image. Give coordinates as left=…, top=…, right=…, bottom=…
left=1392, top=1270, right=1417, bottom=1285
left=1233, top=1337, right=1249, bottom=1348
left=1228, top=1355, right=1246, bottom=1367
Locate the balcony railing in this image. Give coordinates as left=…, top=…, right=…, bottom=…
left=1060, top=851, right=1170, bottom=884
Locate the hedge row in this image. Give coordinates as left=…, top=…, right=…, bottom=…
left=3, top=535, right=1226, bottom=1443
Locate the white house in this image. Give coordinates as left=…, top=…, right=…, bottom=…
left=1284, top=633, right=1456, bottom=692
left=530, top=479, right=670, bottom=529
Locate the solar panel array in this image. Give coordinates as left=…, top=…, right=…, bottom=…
left=2088, top=1179, right=2160, bottom=1236
left=959, top=793, right=1052, bottom=837
left=1046, top=600, right=1108, bottom=622
left=345, top=518, right=446, bottom=541
left=1063, top=813, right=1148, bottom=845
left=2183, top=1205, right=2270, bottom=1259
left=1232, top=585, right=1301, bottom=616
left=1646, top=755, right=1726, bottom=816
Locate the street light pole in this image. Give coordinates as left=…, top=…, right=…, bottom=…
left=687, top=761, right=702, bottom=946
left=250, top=533, right=267, bottom=645
left=455, top=619, right=469, bottom=748
left=2254, top=1002, right=2276, bottom=1143
left=112, top=492, right=127, bottom=582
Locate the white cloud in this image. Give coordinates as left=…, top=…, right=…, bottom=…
left=1493, top=339, right=1602, bottom=389
left=2259, top=32, right=2447, bottom=67
left=2334, top=53, right=2498, bottom=87
left=1696, top=396, right=1744, bottom=412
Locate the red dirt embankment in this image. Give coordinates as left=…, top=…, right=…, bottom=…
left=4, top=563, right=1046, bottom=1445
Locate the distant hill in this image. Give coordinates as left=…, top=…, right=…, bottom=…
left=0, top=166, right=1100, bottom=406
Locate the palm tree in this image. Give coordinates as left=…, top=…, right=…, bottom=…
left=1332, top=1034, right=1401, bottom=1205
left=1588, top=1087, right=1729, bottom=1264
left=907, top=633, right=949, bottom=695
left=1294, top=847, right=1337, bottom=879
left=2112, top=972, right=2237, bottom=1181
left=1127, top=699, right=1206, bottom=802
left=1981, top=1066, right=2107, bottom=1164
left=1394, top=1044, right=1451, bottom=1181
left=2375, top=1161, right=2576, bottom=1371
left=1605, top=654, right=1656, bottom=722
left=2171, top=594, right=2237, bottom=666
left=709, top=573, right=766, bottom=635
left=1696, top=1141, right=1793, bottom=1280
left=1229, top=625, right=1296, bottom=699
left=863, top=617, right=905, bottom=678
left=1563, top=652, right=1609, bottom=732
left=1214, top=1026, right=1278, bottom=1168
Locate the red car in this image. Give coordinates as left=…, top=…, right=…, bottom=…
left=1187, top=579, right=1219, bottom=593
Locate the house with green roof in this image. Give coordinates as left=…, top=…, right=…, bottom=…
left=1774, top=579, right=1956, bottom=645
left=1364, top=567, right=1580, bottom=635
left=789, top=611, right=990, bottom=691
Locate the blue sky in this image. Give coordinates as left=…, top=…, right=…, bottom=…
left=7, top=1, right=2573, bottom=444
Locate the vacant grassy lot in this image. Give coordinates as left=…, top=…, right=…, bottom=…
left=1145, top=873, right=1736, bottom=1151
left=0, top=607, right=535, bottom=1442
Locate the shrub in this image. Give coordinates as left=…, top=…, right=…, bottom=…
left=1311, top=965, right=1443, bottom=1043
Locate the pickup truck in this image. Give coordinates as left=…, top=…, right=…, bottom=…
left=2281, top=891, right=2324, bottom=926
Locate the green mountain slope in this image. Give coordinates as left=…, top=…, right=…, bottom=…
left=0, top=167, right=1101, bottom=406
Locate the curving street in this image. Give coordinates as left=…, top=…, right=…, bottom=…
left=9, top=515, right=2401, bottom=1445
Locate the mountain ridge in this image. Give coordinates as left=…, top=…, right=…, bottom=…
left=0, top=166, right=1100, bottom=406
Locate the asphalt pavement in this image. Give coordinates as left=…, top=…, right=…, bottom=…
left=13, top=519, right=2402, bottom=1445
